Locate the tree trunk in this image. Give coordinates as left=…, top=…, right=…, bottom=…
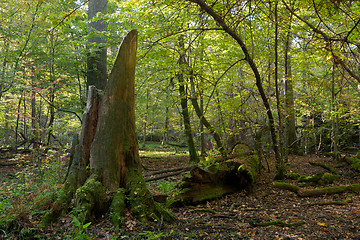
left=200, top=96, right=206, bottom=156
left=177, top=36, right=199, bottom=163
left=87, top=0, right=107, bottom=91
left=284, top=2, right=297, bottom=154
left=161, top=105, right=169, bottom=145
left=274, top=0, right=286, bottom=167
left=31, top=74, right=38, bottom=149
left=42, top=30, right=174, bottom=228
left=142, top=89, right=149, bottom=148
left=189, top=76, right=226, bottom=156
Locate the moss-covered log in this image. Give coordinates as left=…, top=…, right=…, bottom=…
left=273, top=182, right=360, bottom=197
left=344, top=156, right=360, bottom=171
left=176, top=154, right=260, bottom=204
left=308, top=161, right=337, bottom=174
left=299, top=184, right=360, bottom=197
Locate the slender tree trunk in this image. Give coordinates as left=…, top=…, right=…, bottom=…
left=143, top=89, right=149, bottom=148
left=15, top=95, right=23, bottom=145
left=284, top=1, right=297, bottom=154
left=200, top=96, right=206, bottom=156
left=274, top=0, right=287, bottom=168
left=189, top=76, right=226, bottom=156
left=177, top=36, right=199, bottom=163
left=47, top=34, right=56, bottom=145
left=162, top=105, right=169, bottom=145
left=87, top=0, right=107, bottom=91
left=31, top=73, right=38, bottom=149
left=23, top=92, right=27, bottom=140
left=331, top=61, right=338, bottom=156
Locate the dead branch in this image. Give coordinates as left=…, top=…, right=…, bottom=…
left=144, top=169, right=190, bottom=182
left=143, top=164, right=196, bottom=177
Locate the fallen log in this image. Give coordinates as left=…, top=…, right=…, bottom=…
left=299, top=184, right=360, bottom=197
left=175, top=154, right=260, bottom=204
left=273, top=182, right=360, bottom=197
left=308, top=161, right=337, bottom=174
left=344, top=156, right=360, bottom=171
left=144, top=169, right=189, bottom=182
left=143, top=164, right=196, bottom=177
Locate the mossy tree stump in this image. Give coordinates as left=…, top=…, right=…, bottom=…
left=42, top=30, right=174, bottom=228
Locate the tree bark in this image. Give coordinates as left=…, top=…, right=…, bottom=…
left=274, top=0, right=286, bottom=165
left=177, top=36, right=199, bottom=163
left=87, top=0, right=107, bottom=91
left=42, top=30, right=174, bottom=227
left=189, top=76, right=226, bottom=156
left=284, top=2, right=297, bottom=154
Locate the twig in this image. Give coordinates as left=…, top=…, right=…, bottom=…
left=249, top=220, right=306, bottom=227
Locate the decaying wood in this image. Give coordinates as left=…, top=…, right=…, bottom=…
left=308, top=161, right=337, bottom=174
left=143, top=164, right=197, bottom=177
left=273, top=182, right=360, bottom=197
left=176, top=155, right=260, bottom=204
left=42, top=30, right=174, bottom=227
left=144, top=169, right=189, bottom=182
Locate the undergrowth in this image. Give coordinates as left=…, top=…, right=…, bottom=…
left=0, top=148, right=67, bottom=239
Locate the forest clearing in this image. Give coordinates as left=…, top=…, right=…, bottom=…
left=0, top=0, right=360, bottom=239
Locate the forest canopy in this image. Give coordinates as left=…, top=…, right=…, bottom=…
left=0, top=0, right=359, bottom=157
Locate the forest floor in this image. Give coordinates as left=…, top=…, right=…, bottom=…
left=0, top=148, right=360, bottom=239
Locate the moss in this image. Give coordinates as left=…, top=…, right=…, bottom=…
left=40, top=173, right=79, bottom=227
left=348, top=157, right=360, bottom=171
left=127, top=167, right=175, bottom=223
left=110, top=188, right=126, bottom=228
left=75, top=174, right=109, bottom=222
left=299, top=184, right=360, bottom=197
left=273, top=182, right=300, bottom=193
left=344, top=157, right=360, bottom=171
left=285, top=172, right=300, bottom=180
left=298, top=172, right=324, bottom=184
left=319, top=173, right=338, bottom=185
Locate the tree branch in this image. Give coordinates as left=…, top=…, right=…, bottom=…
left=282, top=0, right=360, bottom=83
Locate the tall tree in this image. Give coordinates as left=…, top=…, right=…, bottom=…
left=87, top=0, right=108, bottom=91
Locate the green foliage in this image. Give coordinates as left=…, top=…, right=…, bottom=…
left=69, top=214, right=92, bottom=240
left=139, top=230, right=164, bottom=240
left=0, top=150, right=67, bottom=235
left=199, top=150, right=219, bottom=169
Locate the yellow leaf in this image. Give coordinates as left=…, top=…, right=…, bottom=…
left=317, top=222, right=327, bottom=227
